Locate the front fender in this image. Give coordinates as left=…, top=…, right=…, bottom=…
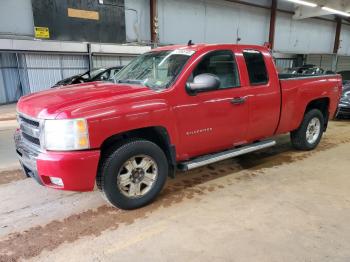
left=87, top=98, right=179, bottom=149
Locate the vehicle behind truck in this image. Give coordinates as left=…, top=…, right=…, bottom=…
left=15, top=43, right=342, bottom=209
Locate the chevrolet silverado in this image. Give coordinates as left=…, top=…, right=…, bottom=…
left=15, top=44, right=342, bottom=209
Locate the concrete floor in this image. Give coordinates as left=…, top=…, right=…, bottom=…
left=0, top=119, right=350, bottom=262
left=0, top=103, right=19, bottom=170
left=0, top=120, right=19, bottom=170
left=0, top=103, right=17, bottom=121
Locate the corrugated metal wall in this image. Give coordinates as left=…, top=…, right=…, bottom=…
left=275, top=12, right=335, bottom=54
left=158, top=0, right=270, bottom=45
left=0, top=52, right=136, bottom=104
left=0, top=53, right=22, bottom=104
left=23, top=54, right=89, bottom=93
left=61, top=55, right=89, bottom=78
left=92, top=55, right=134, bottom=68
left=306, top=54, right=350, bottom=72
left=337, top=56, right=350, bottom=72
left=24, top=54, right=63, bottom=93
left=306, top=54, right=335, bottom=71
left=339, top=24, right=350, bottom=56
left=0, top=0, right=349, bottom=104
left=0, top=0, right=348, bottom=55
left=274, top=58, right=295, bottom=72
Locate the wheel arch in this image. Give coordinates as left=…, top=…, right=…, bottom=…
left=304, top=97, right=330, bottom=130
left=99, top=126, right=176, bottom=178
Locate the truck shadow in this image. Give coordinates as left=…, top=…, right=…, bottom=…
left=160, top=133, right=342, bottom=205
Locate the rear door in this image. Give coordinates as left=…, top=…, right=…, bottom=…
left=238, top=48, right=281, bottom=141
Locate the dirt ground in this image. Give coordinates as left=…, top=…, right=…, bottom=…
left=0, top=120, right=350, bottom=262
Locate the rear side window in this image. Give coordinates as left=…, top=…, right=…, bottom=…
left=243, top=50, right=268, bottom=85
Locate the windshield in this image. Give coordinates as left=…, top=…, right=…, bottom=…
left=112, top=50, right=194, bottom=89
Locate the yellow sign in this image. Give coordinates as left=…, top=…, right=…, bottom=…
left=67, top=8, right=99, bottom=20
left=34, top=27, right=50, bottom=39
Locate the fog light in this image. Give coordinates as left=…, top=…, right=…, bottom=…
left=49, top=177, right=64, bottom=187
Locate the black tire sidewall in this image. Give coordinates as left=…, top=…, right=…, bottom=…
left=300, top=109, right=325, bottom=149
left=102, top=140, right=168, bottom=210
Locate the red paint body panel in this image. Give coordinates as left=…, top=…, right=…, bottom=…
left=16, top=43, right=342, bottom=192
left=276, top=75, right=342, bottom=134
left=234, top=46, right=281, bottom=141
left=36, top=150, right=100, bottom=191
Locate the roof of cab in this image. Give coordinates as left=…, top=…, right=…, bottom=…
left=151, top=43, right=269, bottom=52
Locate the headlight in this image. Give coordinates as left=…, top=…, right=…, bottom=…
left=43, top=119, right=90, bottom=151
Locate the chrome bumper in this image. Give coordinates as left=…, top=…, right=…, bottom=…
left=14, top=131, right=43, bottom=185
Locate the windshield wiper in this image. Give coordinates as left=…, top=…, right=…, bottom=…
left=116, top=79, right=144, bottom=85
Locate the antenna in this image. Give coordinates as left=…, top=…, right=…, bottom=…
left=187, top=40, right=194, bottom=46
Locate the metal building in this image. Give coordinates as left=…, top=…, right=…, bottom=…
left=1, top=0, right=350, bottom=104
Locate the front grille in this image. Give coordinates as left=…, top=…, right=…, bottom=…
left=22, top=132, right=40, bottom=145
left=19, top=115, right=39, bottom=127
left=18, top=114, right=41, bottom=147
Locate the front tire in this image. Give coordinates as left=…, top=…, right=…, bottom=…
left=98, top=139, right=168, bottom=210
left=291, top=109, right=325, bottom=151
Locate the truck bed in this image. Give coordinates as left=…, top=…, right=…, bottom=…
left=278, top=73, right=336, bottom=80
left=276, top=74, right=342, bottom=135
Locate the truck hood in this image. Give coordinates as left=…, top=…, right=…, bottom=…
left=17, top=82, right=153, bottom=119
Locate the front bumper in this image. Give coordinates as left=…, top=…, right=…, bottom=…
left=14, top=130, right=100, bottom=191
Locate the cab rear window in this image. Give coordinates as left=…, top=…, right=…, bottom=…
left=243, top=50, right=268, bottom=85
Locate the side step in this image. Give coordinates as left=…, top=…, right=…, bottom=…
left=178, top=140, right=276, bottom=171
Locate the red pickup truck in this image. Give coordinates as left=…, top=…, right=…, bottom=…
left=15, top=44, right=342, bottom=209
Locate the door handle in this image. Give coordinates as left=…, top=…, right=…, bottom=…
left=231, top=97, right=246, bottom=105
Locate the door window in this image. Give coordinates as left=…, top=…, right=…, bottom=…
left=243, top=50, right=268, bottom=85
left=189, top=50, right=240, bottom=89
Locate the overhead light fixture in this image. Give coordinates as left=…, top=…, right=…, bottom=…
left=287, top=0, right=317, bottom=7
left=322, top=6, right=350, bottom=17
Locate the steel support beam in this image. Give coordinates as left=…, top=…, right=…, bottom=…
left=150, top=0, right=158, bottom=47
left=269, top=0, right=277, bottom=50
left=87, top=43, right=93, bottom=71
left=333, top=17, right=342, bottom=54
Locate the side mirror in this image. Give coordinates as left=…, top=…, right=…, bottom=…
left=186, top=73, right=220, bottom=94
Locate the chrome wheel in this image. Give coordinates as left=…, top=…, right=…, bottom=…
left=117, top=155, right=158, bottom=199
left=306, top=117, right=321, bottom=144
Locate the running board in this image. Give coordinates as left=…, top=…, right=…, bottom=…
left=178, top=140, right=276, bottom=171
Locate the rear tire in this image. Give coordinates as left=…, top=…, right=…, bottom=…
left=98, top=139, right=168, bottom=210
left=291, top=109, right=324, bottom=151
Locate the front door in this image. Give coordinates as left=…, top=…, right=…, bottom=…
left=175, top=49, right=250, bottom=159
